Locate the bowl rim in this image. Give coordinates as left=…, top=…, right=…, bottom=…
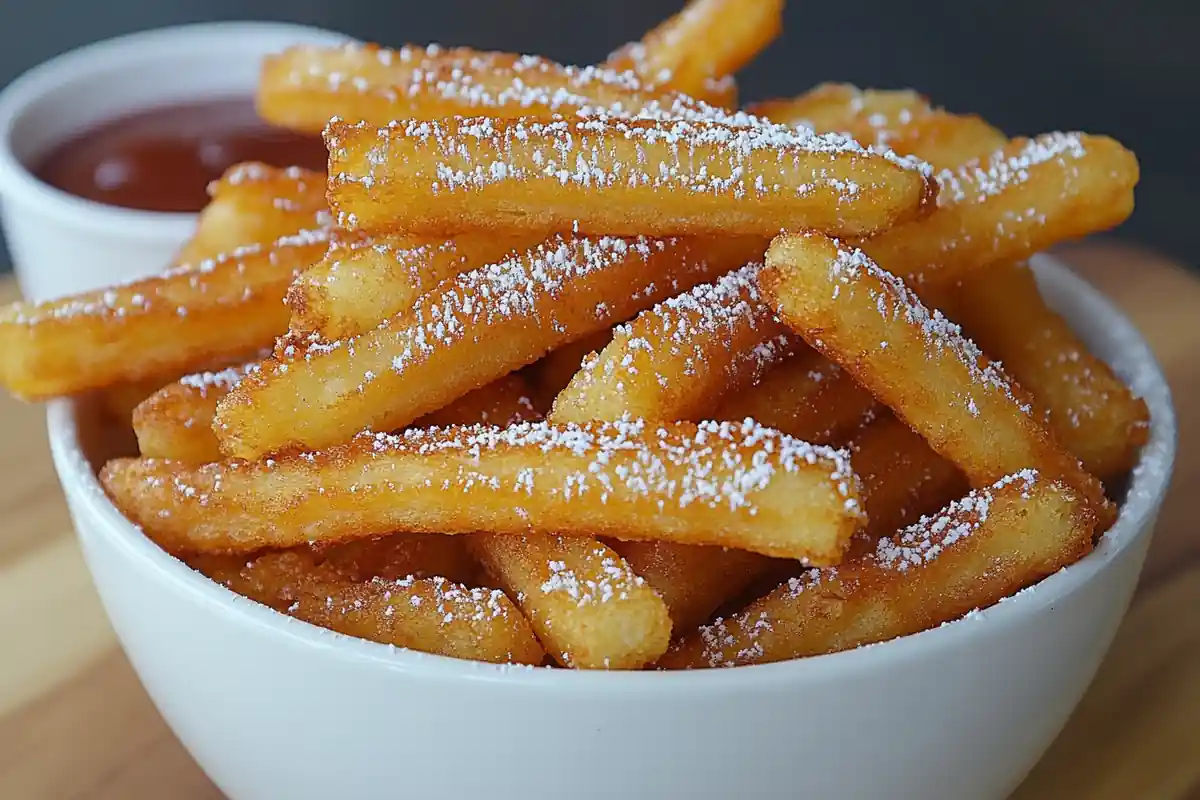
left=0, top=21, right=347, bottom=238
left=46, top=254, right=1178, bottom=690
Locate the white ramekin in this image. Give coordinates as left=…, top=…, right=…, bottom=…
left=0, top=22, right=346, bottom=302
left=47, top=256, right=1176, bottom=800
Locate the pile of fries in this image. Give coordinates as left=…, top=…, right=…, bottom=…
left=0, top=0, right=1149, bottom=670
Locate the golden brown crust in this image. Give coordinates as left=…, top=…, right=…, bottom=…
left=257, top=43, right=681, bottom=135
left=214, top=235, right=762, bottom=460
left=551, top=262, right=787, bottom=424
left=611, top=540, right=775, bottom=634
left=286, top=230, right=546, bottom=340
left=175, top=163, right=329, bottom=266
left=846, top=413, right=969, bottom=547
left=0, top=232, right=328, bottom=400
left=472, top=533, right=672, bottom=669
left=191, top=550, right=544, bottom=665
left=605, top=0, right=783, bottom=103
left=133, top=361, right=261, bottom=463
left=781, top=92, right=1148, bottom=484
left=952, top=262, right=1150, bottom=482
left=660, top=474, right=1095, bottom=667
left=325, top=116, right=936, bottom=239
left=314, top=533, right=478, bottom=585
left=414, top=373, right=539, bottom=429
left=760, top=232, right=1113, bottom=527
left=714, top=349, right=876, bottom=445
left=428, top=374, right=675, bottom=669
left=103, top=419, right=864, bottom=562
left=750, top=85, right=1005, bottom=170
left=526, top=329, right=617, bottom=411
left=858, top=133, right=1138, bottom=286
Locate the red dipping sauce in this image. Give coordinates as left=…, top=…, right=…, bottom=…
left=31, top=97, right=328, bottom=213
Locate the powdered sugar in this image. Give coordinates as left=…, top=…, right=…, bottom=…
left=353, top=417, right=860, bottom=516
left=7, top=228, right=332, bottom=325
left=540, top=546, right=647, bottom=606
left=566, top=263, right=791, bottom=407
left=380, top=236, right=663, bottom=372
left=178, top=361, right=262, bottom=397
left=330, top=113, right=926, bottom=204
left=297, top=235, right=722, bottom=394
left=691, top=470, right=1042, bottom=666
left=369, top=574, right=512, bottom=623
left=937, top=133, right=1088, bottom=206
left=823, top=238, right=1032, bottom=416
left=301, top=42, right=929, bottom=180
left=289, top=42, right=662, bottom=118
left=872, top=469, right=1038, bottom=571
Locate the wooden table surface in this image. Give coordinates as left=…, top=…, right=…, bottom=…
left=0, top=242, right=1197, bottom=799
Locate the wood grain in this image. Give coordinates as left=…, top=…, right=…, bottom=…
left=0, top=242, right=1196, bottom=799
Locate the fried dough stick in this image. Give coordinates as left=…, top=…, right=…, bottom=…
left=422, top=374, right=672, bottom=670
left=857, top=133, right=1138, bottom=285
left=191, top=550, right=544, bottom=665
left=550, top=266, right=961, bottom=630
left=136, top=365, right=537, bottom=465
left=776, top=91, right=1149, bottom=480
left=215, top=234, right=762, bottom=459
left=606, top=0, right=784, bottom=104
left=286, top=229, right=547, bottom=340
left=714, top=350, right=875, bottom=445
left=660, top=471, right=1094, bottom=667
left=0, top=230, right=330, bottom=399
left=527, top=329, right=616, bottom=411
left=136, top=363, right=483, bottom=589
left=175, top=163, right=329, bottom=266
left=552, top=264, right=792, bottom=423
left=884, top=109, right=1150, bottom=481
left=258, top=43, right=679, bottom=135
left=325, top=115, right=936, bottom=239
left=549, top=267, right=792, bottom=632
left=103, top=419, right=864, bottom=562
left=951, top=262, right=1149, bottom=479
left=134, top=362, right=261, bottom=462
left=134, top=368, right=661, bottom=668
left=846, top=413, right=968, bottom=548
left=750, top=85, right=1005, bottom=170
left=760, top=232, right=1113, bottom=527
left=606, top=399, right=962, bottom=631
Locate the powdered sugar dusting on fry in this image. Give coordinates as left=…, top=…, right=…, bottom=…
left=541, top=547, right=647, bottom=606
left=321, top=574, right=516, bottom=624
left=285, top=42, right=657, bottom=114
left=294, top=41, right=931, bottom=180
left=823, top=237, right=1032, bottom=416
left=692, top=470, right=1044, bottom=667
left=303, top=235, right=689, bottom=374
left=871, top=469, right=1038, bottom=570
left=328, top=115, right=927, bottom=204
left=355, top=417, right=861, bottom=516
left=570, top=262, right=791, bottom=397
left=178, top=361, right=261, bottom=397
left=937, top=132, right=1088, bottom=205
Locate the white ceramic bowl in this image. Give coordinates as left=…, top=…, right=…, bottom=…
left=47, top=256, right=1175, bottom=800
left=0, top=22, right=347, bottom=302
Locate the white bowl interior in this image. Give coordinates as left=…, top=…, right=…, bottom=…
left=46, top=254, right=1177, bottom=686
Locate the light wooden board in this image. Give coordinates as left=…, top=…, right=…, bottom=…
left=0, top=241, right=1197, bottom=798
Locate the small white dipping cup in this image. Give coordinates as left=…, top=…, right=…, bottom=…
left=0, top=22, right=347, bottom=302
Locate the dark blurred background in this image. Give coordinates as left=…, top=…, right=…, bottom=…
left=1, top=0, right=1195, bottom=269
